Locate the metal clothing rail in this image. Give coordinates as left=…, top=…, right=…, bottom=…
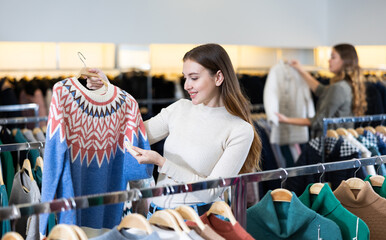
left=0, top=142, right=45, bottom=152
left=0, top=104, right=40, bottom=128
left=0, top=155, right=384, bottom=229
left=321, top=114, right=386, bottom=162
left=0, top=116, right=48, bottom=125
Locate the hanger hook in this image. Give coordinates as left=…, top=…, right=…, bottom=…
left=69, top=197, right=77, bottom=209
left=376, top=156, right=384, bottom=175
left=218, top=177, right=226, bottom=189
left=77, top=52, right=87, bottom=68
left=279, top=168, right=288, bottom=188
left=132, top=188, right=142, bottom=202
left=318, top=163, right=326, bottom=183
left=354, top=159, right=361, bottom=178
left=60, top=198, right=71, bottom=211
left=164, top=185, right=170, bottom=209
left=26, top=142, right=31, bottom=158
left=168, top=185, right=175, bottom=209
left=39, top=141, right=44, bottom=150
left=183, top=183, right=189, bottom=205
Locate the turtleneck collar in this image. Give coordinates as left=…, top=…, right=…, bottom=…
left=333, top=180, right=379, bottom=208
left=248, top=190, right=316, bottom=238
left=299, top=183, right=340, bottom=217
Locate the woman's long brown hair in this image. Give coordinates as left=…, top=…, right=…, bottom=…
left=331, top=44, right=367, bottom=116
left=183, top=44, right=262, bottom=173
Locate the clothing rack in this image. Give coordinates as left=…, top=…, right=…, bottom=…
left=0, top=156, right=384, bottom=229
left=0, top=116, right=48, bottom=126
left=0, top=141, right=45, bottom=152
left=0, top=104, right=40, bottom=128
left=321, top=114, right=386, bottom=162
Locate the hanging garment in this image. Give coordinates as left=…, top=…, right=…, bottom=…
left=0, top=127, right=19, bottom=172
left=246, top=190, right=342, bottom=240
left=89, top=226, right=161, bottom=240
left=285, top=137, right=361, bottom=196
left=0, top=139, right=14, bottom=198
left=0, top=185, right=11, bottom=237
left=342, top=133, right=376, bottom=176
left=364, top=175, right=386, bottom=198
left=13, top=128, right=40, bottom=168
left=263, top=60, right=315, bottom=145
left=196, top=212, right=254, bottom=240
left=299, top=183, right=369, bottom=240
left=253, top=121, right=280, bottom=202
left=375, top=133, right=386, bottom=155
left=334, top=181, right=386, bottom=240
left=9, top=171, right=40, bottom=240
left=187, top=224, right=225, bottom=240
left=39, top=77, right=153, bottom=236
left=364, top=82, right=384, bottom=116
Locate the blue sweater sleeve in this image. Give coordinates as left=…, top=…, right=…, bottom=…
left=124, top=96, right=153, bottom=181
left=39, top=83, right=75, bottom=236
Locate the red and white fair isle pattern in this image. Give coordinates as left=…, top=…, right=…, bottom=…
left=47, top=78, right=147, bottom=167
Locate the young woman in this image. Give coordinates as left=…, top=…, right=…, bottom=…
left=276, top=43, right=367, bottom=138
left=87, top=43, right=262, bottom=214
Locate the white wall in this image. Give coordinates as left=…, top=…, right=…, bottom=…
left=327, top=0, right=386, bottom=46
left=0, top=0, right=326, bottom=47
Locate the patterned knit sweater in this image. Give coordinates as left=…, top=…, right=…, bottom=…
left=39, top=77, right=153, bottom=235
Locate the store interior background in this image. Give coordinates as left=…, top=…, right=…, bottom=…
left=1, top=0, right=386, bottom=80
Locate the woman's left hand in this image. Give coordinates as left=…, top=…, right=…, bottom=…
left=126, top=145, right=166, bottom=167
left=275, top=112, right=289, bottom=123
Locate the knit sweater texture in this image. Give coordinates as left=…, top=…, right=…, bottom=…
left=39, top=77, right=153, bottom=235
left=247, top=190, right=342, bottom=240
left=299, top=183, right=369, bottom=240
left=147, top=99, right=254, bottom=207
left=334, top=181, right=386, bottom=240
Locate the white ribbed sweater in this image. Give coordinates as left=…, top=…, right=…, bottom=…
left=145, top=99, right=254, bottom=207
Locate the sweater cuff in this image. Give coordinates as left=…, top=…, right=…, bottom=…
left=158, top=158, right=181, bottom=182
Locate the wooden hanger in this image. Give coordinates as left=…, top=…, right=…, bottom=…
left=336, top=128, right=349, bottom=137
left=347, top=128, right=359, bottom=138
left=206, top=201, right=237, bottom=225
left=326, top=129, right=339, bottom=138
left=149, top=210, right=182, bottom=233
left=166, top=209, right=191, bottom=233
left=175, top=205, right=205, bottom=231
left=271, top=188, right=293, bottom=202
left=34, top=156, right=44, bottom=172
left=0, top=154, right=4, bottom=186
left=32, top=127, right=42, bottom=136
left=47, top=224, right=79, bottom=240
left=117, top=213, right=153, bottom=234
left=1, top=232, right=24, bottom=240
left=369, top=175, right=385, bottom=187
left=355, top=127, right=364, bottom=136
left=310, top=163, right=326, bottom=195
left=309, top=183, right=324, bottom=195
left=21, top=159, right=34, bottom=182
left=70, top=225, right=88, bottom=240
left=364, top=126, right=376, bottom=134
left=346, top=177, right=366, bottom=190
left=375, top=125, right=386, bottom=135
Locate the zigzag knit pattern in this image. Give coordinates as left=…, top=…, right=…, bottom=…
left=48, top=77, right=147, bottom=166
left=40, top=77, right=153, bottom=235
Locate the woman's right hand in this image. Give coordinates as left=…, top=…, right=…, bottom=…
left=289, top=59, right=304, bottom=73
left=86, top=68, right=110, bottom=90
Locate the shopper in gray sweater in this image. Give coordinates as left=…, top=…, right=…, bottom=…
left=276, top=43, right=367, bottom=138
